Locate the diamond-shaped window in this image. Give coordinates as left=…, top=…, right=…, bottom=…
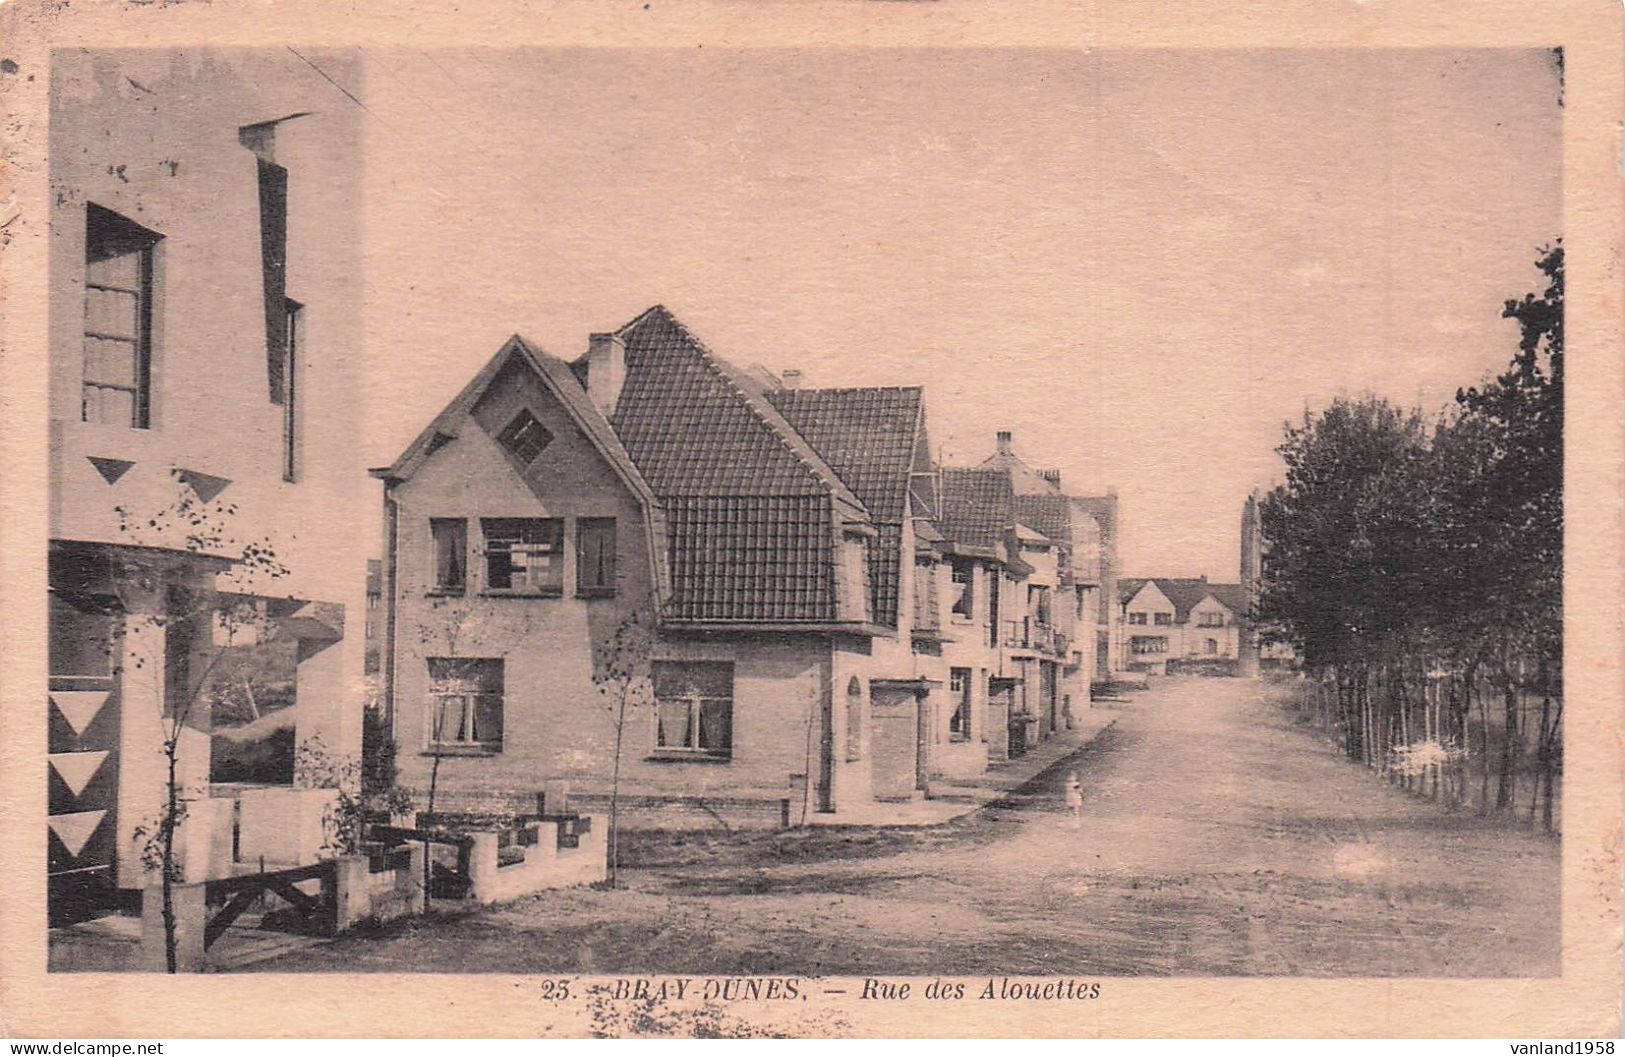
left=497, top=409, right=552, bottom=466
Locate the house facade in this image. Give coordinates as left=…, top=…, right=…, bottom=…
left=374, top=309, right=949, bottom=827
left=46, top=52, right=368, bottom=922
left=979, top=432, right=1121, bottom=683
left=1117, top=577, right=1244, bottom=674
left=929, top=461, right=1098, bottom=770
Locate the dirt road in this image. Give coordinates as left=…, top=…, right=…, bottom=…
left=248, top=677, right=1559, bottom=976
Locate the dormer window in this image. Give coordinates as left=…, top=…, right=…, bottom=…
left=497, top=409, right=552, bottom=465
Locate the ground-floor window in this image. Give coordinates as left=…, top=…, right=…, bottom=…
left=427, top=657, right=504, bottom=752
left=653, top=660, right=733, bottom=759
left=1131, top=635, right=1168, bottom=655
left=949, top=667, right=972, bottom=741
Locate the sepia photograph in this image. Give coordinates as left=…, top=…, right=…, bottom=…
left=1, top=0, right=1620, bottom=1041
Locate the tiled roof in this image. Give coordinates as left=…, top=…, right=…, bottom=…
left=767, top=386, right=924, bottom=626
left=612, top=306, right=865, bottom=512
left=1120, top=577, right=1244, bottom=623
left=767, top=387, right=923, bottom=522
left=663, top=496, right=834, bottom=621
left=1206, top=583, right=1247, bottom=616
left=1013, top=494, right=1072, bottom=545
left=609, top=306, right=872, bottom=624
left=937, top=467, right=1013, bottom=553
left=869, top=523, right=903, bottom=627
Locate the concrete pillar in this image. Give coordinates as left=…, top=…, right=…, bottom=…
left=914, top=693, right=932, bottom=798
left=117, top=615, right=165, bottom=890
left=402, top=842, right=427, bottom=915
left=141, top=880, right=206, bottom=972
left=331, top=853, right=372, bottom=932
left=466, top=831, right=499, bottom=903
left=986, top=683, right=1011, bottom=762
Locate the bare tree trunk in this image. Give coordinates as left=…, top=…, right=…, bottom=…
left=1528, top=695, right=1550, bottom=819
left=1496, top=683, right=1518, bottom=811
left=609, top=696, right=625, bottom=888
left=1475, top=671, right=1491, bottom=813
left=1541, top=698, right=1561, bottom=832
left=162, top=741, right=179, bottom=974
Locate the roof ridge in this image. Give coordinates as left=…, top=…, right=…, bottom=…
left=623, top=305, right=870, bottom=519
left=772, top=384, right=925, bottom=396
left=613, top=303, right=668, bottom=339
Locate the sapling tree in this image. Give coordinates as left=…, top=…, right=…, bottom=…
left=591, top=608, right=655, bottom=887
left=114, top=469, right=291, bottom=972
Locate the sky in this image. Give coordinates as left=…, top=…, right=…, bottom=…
left=351, top=48, right=1561, bottom=579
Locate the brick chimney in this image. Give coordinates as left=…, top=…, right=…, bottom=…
left=996, top=430, right=1013, bottom=455
left=782, top=369, right=802, bottom=390
left=586, top=332, right=626, bottom=416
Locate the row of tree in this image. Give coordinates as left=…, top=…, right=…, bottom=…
left=1256, top=244, right=1563, bottom=830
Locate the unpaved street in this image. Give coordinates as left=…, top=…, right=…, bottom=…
left=249, top=677, right=1559, bottom=976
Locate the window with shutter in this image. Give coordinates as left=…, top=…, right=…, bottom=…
left=576, top=518, right=617, bottom=597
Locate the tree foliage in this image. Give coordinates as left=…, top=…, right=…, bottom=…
left=1256, top=244, right=1563, bottom=824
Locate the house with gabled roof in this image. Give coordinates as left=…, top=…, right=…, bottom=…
left=927, top=461, right=1092, bottom=768
left=372, top=306, right=948, bottom=827
left=979, top=431, right=1122, bottom=682
left=1117, top=576, right=1245, bottom=673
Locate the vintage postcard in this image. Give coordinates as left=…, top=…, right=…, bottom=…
left=0, top=0, right=1620, bottom=1041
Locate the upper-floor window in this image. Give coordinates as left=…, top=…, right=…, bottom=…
left=1128, top=611, right=1148, bottom=626
left=1028, top=585, right=1052, bottom=626
left=950, top=559, right=975, bottom=620
left=427, top=657, right=503, bottom=752
left=576, top=517, right=617, bottom=597
left=497, top=409, right=552, bottom=466
left=83, top=204, right=159, bottom=428
left=1154, top=612, right=1173, bottom=626
left=483, top=517, right=563, bottom=595
left=1197, top=611, right=1224, bottom=627
left=653, top=660, right=733, bottom=759
left=430, top=518, right=467, bottom=594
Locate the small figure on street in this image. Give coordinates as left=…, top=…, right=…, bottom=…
left=1064, top=770, right=1083, bottom=827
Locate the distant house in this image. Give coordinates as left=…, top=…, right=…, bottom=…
left=372, top=307, right=948, bottom=827
left=1116, top=577, right=1244, bottom=674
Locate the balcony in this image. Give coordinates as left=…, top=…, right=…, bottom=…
left=1000, top=618, right=1065, bottom=657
